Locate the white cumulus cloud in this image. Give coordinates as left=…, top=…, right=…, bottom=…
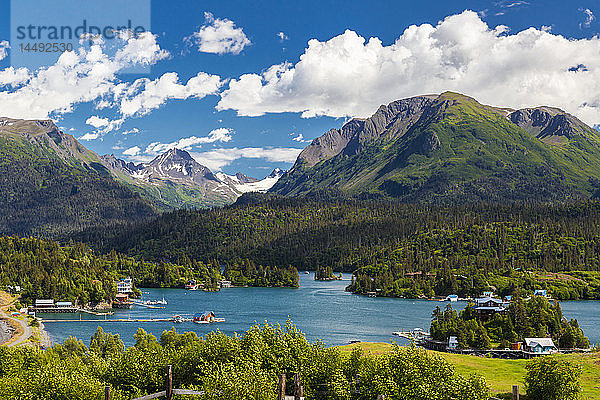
left=186, top=12, right=251, bottom=55
left=0, top=67, right=30, bottom=87
left=0, top=32, right=169, bottom=120
left=190, top=147, right=303, bottom=171
left=79, top=132, right=99, bottom=141
left=580, top=8, right=595, bottom=29
left=142, top=128, right=234, bottom=156
left=118, top=71, right=222, bottom=117
left=291, top=132, right=309, bottom=143
left=86, top=115, right=109, bottom=128
left=217, top=10, right=600, bottom=126
left=123, top=146, right=142, bottom=156
left=0, top=41, right=9, bottom=60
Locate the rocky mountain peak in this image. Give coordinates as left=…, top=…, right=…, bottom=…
left=508, top=106, right=593, bottom=142
left=268, top=168, right=285, bottom=178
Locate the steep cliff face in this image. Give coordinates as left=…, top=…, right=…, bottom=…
left=271, top=92, right=600, bottom=203
left=509, top=107, right=596, bottom=143
left=296, top=95, right=437, bottom=167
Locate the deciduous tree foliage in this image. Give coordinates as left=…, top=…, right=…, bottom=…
left=0, top=323, right=490, bottom=400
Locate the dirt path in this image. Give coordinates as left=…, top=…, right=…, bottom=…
left=4, top=314, right=32, bottom=346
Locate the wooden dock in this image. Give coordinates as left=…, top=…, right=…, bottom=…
left=41, top=317, right=190, bottom=323
left=392, top=329, right=430, bottom=341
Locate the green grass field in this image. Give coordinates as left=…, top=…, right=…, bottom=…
left=338, top=343, right=600, bottom=399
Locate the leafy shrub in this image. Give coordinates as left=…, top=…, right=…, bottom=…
left=525, top=356, right=582, bottom=400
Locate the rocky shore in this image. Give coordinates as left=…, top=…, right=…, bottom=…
left=0, top=318, right=16, bottom=344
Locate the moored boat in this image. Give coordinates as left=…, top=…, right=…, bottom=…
left=185, top=280, right=199, bottom=290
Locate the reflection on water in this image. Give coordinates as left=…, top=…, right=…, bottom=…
left=42, top=273, right=600, bottom=347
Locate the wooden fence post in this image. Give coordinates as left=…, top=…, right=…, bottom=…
left=512, top=385, right=519, bottom=400
left=277, top=374, right=286, bottom=400
left=165, top=365, right=173, bottom=400
left=104, top=385, right=111, bottom=400
left=294, top=372, right=303, bottom=400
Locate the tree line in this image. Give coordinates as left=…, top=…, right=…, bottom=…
left=74, top=195, right=600, bottom=300
left=430, top=296, right=589, bottom=350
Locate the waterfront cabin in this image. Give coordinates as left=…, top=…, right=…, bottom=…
left=533, top=289, right=548, bottom=298
left=35, top=299, right=55, bottom=310
left=113, top=293, right=133, bottom=309
left=56, top=301, right=73, bottom=309
left=33, top=299, right=77, bottom=313
left=117, top=277, right=133, bottom=294
left=482, top=291, right=494, bottom=298
left=219, top=280, right=232, bottom=288
left=445, top=294, right=459, bottom=302
left=448, top=336, right=459, bottom=350
left=185, top=280, right=198, bottom=290
left=524, top=338, right=558, bottom=355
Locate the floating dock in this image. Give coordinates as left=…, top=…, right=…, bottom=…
left=41, top=317, right=192, bottom=323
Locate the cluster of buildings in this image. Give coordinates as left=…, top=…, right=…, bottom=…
left=444, top=289, right=558, bottom=356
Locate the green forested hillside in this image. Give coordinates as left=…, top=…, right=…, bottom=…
left=272, top=93, right=600, bottom=202
left=77, top=196, right=600, bottom=299
left=0, top=236, right=221, bottom=305
left=0, top=130, right=157, bottom=236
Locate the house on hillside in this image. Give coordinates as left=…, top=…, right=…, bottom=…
left=218, top=280, right=232, bottom=288
left=448, top=336, right=459, bottom=350
left=34, top=299, right=55, bottom=310
left=524, top=338, right=558, bottom=355
left=117, top=277, right=133, bottom=294
left=533, top=289, right=548, bottom=297
left=472, top=296, right=509, bottom=319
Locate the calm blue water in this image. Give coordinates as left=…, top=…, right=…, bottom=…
left=42, top=273, right=600, bottom=347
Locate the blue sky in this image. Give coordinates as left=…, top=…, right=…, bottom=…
left=0, top=0, right=599, bottom=177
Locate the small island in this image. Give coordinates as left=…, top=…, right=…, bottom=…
left=315, top=265, right=342, bottom=281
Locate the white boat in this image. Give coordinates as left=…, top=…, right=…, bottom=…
left=145, top=297, right=168, bottom=305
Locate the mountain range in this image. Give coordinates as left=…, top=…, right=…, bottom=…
left=3, top=91, right=600, bottom=236
left=0, top=117, right=283, bottom=235
left=101, top=149, right=284, bottom=209
left=271, top=92, right=600, bottom=203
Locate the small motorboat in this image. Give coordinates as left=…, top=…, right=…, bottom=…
left=185, top=280, right=199, bottom=290
left=145, top=297, right=168, bottom=305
